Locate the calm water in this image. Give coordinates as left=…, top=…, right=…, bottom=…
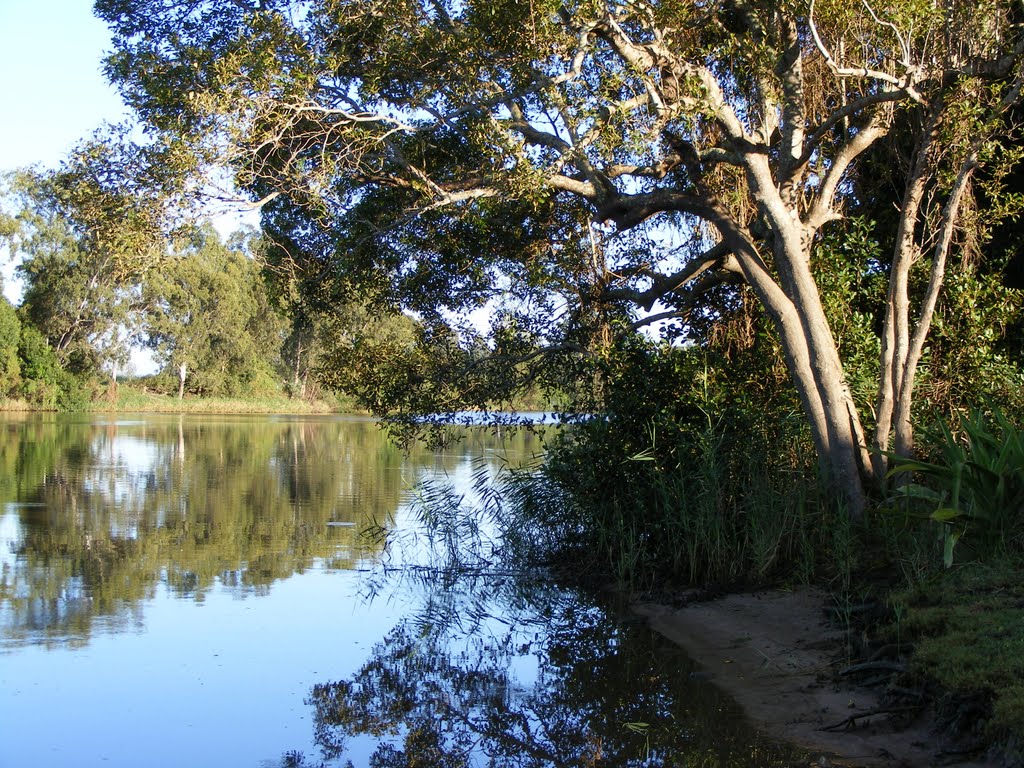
left=0, top=413, right=792, bottom=767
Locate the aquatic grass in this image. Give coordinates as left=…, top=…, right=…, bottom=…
left=516, top=409, right=842, bottom=590
left=0, top=397, right=34, bottom=412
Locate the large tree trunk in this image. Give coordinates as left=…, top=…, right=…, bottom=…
left=728, top=153, right=874, bottom=517
left=772, top=274, right=870, bottom=518
left=717, top=221, right=870, bottom=518
left=178, top=362, right=187, bottom=400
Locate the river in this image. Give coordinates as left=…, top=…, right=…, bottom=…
left=0, top=413, right=793, bottom=767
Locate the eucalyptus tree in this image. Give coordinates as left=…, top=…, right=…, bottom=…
left=96, top=0, right=1024, bottom=515
left=143, top=225, right=288, bottom=397
left=1, top=136, right=169, bottom=377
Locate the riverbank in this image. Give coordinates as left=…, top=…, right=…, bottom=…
left=106, top=387, right=343, bottom=414
left=0, top=389, right=347, bottom=414
left=635, top=580, right=1021, bottom=768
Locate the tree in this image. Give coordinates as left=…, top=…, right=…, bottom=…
left=0, top=297, right=21, bottom=396
left=1, top=135, right=168, bottom=377
left=143, top=225, right=287, bottom=397
left=96, top=0, right=1024, bottom=515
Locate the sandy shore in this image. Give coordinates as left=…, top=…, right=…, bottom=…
left=634, top=589, right=994, bottom=768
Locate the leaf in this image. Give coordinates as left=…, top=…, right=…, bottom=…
left=889, top=483, right=944, bottom=503
left=886, top=460, right=943, bottom=479
left=943, top=527, right=962, bottom=569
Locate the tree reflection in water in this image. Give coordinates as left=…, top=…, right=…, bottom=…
left=0, top=413, right=543, bottom=651
left=307, top=578, right=798, bottom=767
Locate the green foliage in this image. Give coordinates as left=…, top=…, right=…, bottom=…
left=17, top=325, right=60, bottom=408
left=0, top=298, right=21, bottom=396
left=506, top=335, right=848, bottom=588
left=0, top=298, right=90, bottom=411
left=813, top=218, right=887, bottom=418
left=143, top=225, right=288, bottom=398
left=927, top=264, right=1024, bottom=416
left=887, top=406, right=1024, bottom=566
left=2, top=136, right=169, bottom=377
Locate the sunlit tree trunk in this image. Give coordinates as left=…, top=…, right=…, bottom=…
left=873, top=110, right=994, bottom=481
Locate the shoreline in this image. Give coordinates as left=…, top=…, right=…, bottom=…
left=634, top=589, right=995, bottom=768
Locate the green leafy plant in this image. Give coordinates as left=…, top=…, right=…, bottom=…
left=888, top=406, right=1024, bottom=565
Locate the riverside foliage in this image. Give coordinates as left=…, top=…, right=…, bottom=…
left=94, top=0, right=1024, bottom=517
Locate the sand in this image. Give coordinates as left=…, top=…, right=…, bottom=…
left=634, top=589, right=995, bottom=767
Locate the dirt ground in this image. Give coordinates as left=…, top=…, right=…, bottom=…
left=634, top=589, right=994, bottom=768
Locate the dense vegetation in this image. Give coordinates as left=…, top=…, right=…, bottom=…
left=2, top=0, right=1024, bottom=756
left=0, top=165, right=410, bottom=408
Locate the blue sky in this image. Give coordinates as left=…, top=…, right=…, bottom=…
left=0, top=1, right=127, bottom=173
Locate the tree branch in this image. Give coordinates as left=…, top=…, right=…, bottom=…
left=808, top=0, right=925, bottom=102
left=625, top=271, right=743, bottom=331
left=805, top=114, right=889, bottom=232
left=600, top=242, right=732, bottom=310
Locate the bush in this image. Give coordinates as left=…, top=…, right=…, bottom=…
left=16, top=325, right=91, bottom=411
left=55, top=368, right=94, bottom=412
left=513, top=338, right=848, bottom=589
left=18, top=325, right=61, bottom=408
left=888, top=405, right=1024, bottom=565
left=0, top=299, right=21, bottom=395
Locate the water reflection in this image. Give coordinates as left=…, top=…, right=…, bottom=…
left=0, top=413, right=541, bottom=651
left=306, top=581, right=797, bottom=767
left=0, top=413, right=790, bottom=768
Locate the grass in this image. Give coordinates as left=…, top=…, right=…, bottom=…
left=0, top=398, right=35, bottom=412
left=98, top=386, right=345, bottom=414
left=888, top=558, right=1024, bottom=748
left=0, top=386, right=349, bottom=415
left=508, top=409, right=863, bottom=591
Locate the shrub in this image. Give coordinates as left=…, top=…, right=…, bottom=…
left=888, top=406, right=1024, bottom=565
left=512, top=338, right=845, bottom=588
left=0, top=298, right=21, bottom=395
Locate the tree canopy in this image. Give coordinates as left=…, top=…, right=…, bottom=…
left=143, top=225, right=288, bottom=397
left=95, top=0, right=1024, bottom=514
left=1, top=158, right=295, bottom=403
left=1, top=139, right=168, bottom=376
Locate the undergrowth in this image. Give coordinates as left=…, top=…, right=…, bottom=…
left=500, top=410, right=861, bottom=591
left=888, top=558, right=1024, bottom=753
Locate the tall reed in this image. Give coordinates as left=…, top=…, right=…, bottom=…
left=508, top=410, right=847, bottom=589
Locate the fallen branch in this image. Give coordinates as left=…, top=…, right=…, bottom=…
left=820, top=705, right=922, bottom=732
left=839, top=661, right=907, bottom=677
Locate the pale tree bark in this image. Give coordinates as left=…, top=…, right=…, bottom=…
left=178, top=362, right=187, bottom=400
left=872, top=109, right=942, bottom=480
left=892, top=152, right=979, bottom=457
left=873, top=72, right=1024, bottom=479
left=555, top=4, right=1020, bottom=515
